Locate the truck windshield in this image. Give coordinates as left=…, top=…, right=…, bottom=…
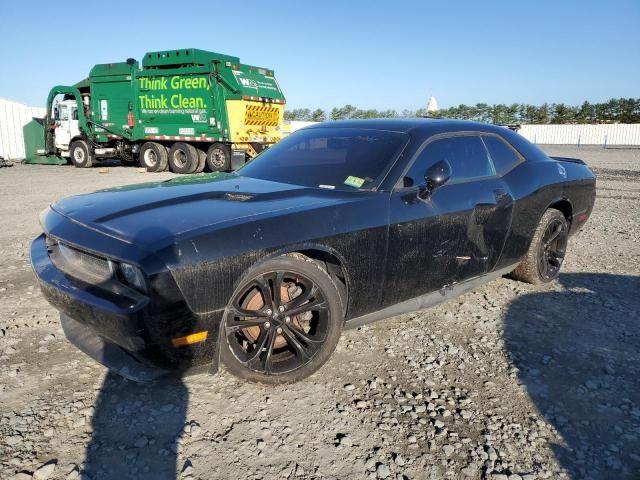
left=238, top=127, right=408, bottom=191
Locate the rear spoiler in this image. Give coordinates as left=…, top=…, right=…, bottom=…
left=550, top=156, right=586, bottom=165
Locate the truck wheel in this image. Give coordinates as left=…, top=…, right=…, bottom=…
left=139, top=142, right=168, bottom=172
left=194, top=148, right=207, bottom=173
left=206, top=143, right=231, bottom=172
left=70, top=140, right=94, bottom=168
left=169, top=142, right=199, bottom=174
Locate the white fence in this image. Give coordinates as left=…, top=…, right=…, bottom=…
left=0, top=98, right=46, bottom=160
left=287, top=121, right=640, bottom=146
left=286, top=120, right=317, bottom=133
left=519, top=124, right=640, bottom=146
left=2, top=101, right=639, bottom=160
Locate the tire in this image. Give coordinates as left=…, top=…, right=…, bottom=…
left=69, top=139, right=94, bottom=168
left=511, top=208, right=568, bottom=285
left=194, top=148, right=207, bottom=173
left=139, top=142, right=168, bottom=172
left=206, top=143, right=231, bottom=172
left=220, top=255, right=344, bottom=384
left=168, top=142, right=199, bottom=174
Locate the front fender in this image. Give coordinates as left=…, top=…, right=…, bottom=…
left=164, top=197, right=389, bottom=320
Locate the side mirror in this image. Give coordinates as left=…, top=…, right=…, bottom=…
left=420, top=160, right=451, bottom=199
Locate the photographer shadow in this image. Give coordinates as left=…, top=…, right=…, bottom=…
left=503, top=273, right=640, bottom=480
left=81, top=224, right=198, bottom=480
left=83, top=372, right=188, bottom=480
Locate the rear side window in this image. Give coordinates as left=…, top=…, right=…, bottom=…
left=404, top=135, right=495, bottom=186
left=482, top=135, right=521, bottom=174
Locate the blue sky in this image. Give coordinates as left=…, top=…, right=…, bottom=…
left=1, top=0, right=638, bottom=110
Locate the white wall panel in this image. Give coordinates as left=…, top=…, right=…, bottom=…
left=0, top=98, right=46, bottom=159
left=286, top=120, right=317, bottom=132
left=519, top=124, right=640, bottom=146
left=2, top=107, right=638, bottom=160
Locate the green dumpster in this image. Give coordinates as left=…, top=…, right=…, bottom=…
left=23, top=118, right=66, bottom=165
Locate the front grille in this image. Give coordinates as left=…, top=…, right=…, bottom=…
left=47, top=237, right=113, bottom=284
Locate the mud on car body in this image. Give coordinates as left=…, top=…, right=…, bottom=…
left=31, top=119, right=596, bottom=384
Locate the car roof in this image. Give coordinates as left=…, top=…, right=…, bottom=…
left=304, top=118, right=511, bottom=137
left=301, top=118, right=550, bottom=168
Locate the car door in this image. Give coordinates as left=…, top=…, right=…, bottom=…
left=382, top=133, right=514, bottom=306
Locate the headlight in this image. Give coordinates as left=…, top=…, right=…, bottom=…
left=118, top=263, right=147, bottom=294
left=39, top=206, right=51, bottom=228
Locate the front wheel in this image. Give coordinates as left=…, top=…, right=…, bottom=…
left=511, top=208, right=568, bottom=284
left=220, top=255, right=344, bottom=384
left=69, top=140, right=94, bottom=168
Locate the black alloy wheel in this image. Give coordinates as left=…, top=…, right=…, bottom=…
left=537, top=217, right=568, bottom=281
left=511, top=208, right=569, bottom=284
left=221, top=256, right=343, bottom=384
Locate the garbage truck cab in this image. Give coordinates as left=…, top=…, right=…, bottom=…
left=53, top=99, right=81, bottom=151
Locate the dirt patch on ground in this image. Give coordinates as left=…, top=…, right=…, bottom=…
left=1, top=148, right=638, bottom=480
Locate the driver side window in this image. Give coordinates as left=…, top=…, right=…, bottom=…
left=403, top=135, right=495, bottom=187
left=58, top=105, right=69, bottom=121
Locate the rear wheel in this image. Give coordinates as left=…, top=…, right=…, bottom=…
left=220, top=255, right=344, bottom=384
left=194, top=147, right=207, bottom=173
left=168, top=142, right=199, bottom=174
left=139, top=142, right=168, bottom=172
left=69, top=140, right=93, bottom=168
left=206, top=143, right=231, bottom=172
left=511, top=208, right=568, bottom=284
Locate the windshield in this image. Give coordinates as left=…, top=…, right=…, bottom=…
left=238, top=127, right=408, bottom=191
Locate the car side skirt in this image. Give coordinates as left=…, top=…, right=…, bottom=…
left=345, top=263, right=519, bottom=329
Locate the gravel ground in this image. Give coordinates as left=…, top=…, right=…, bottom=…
left=0, top=146, right=638, bottom=480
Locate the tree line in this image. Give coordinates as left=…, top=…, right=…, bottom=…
left=284, top=98, right=640, bottom=124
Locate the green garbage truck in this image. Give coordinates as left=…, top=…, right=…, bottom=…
left=24, top=48, right=286, bottom=173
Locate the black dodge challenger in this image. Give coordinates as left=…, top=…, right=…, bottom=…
left=31, top=119, right=596, bottom=384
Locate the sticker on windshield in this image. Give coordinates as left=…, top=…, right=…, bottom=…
left=344, top=176, right=365, bottom=188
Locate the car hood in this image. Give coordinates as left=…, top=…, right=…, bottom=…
left=51, top=173, right=350, bottom=247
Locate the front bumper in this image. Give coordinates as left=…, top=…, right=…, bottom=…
left=31, top=233, right=222, bottom=381
left=61, top=313, right=169, bottom=382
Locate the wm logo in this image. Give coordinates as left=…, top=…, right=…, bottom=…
left=239, top=78, right=259, bottom=89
